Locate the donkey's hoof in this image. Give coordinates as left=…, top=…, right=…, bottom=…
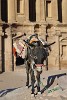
left=31, top=93, right=34, bottom=97
left=25, top=86, right=28, bottom=88
left=38, top=92, right=41, bottom=95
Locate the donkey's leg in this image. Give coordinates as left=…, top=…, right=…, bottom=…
left=46, top=58, right=48, bottom=70
left=30, top=70, right=35, bottom=94
left=26, top=72, right=29, bottom=86
left=36, top=72, right=41, bottom=94
left=26, top=61, right=30, bottom=87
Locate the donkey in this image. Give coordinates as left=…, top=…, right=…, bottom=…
left=24, top=40, right=55, bottom=95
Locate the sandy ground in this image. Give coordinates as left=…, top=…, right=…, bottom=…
left=0, top=67, right=67, bottom=100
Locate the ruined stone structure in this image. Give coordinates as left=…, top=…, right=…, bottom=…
left=0, top=0, right=67, bottom=72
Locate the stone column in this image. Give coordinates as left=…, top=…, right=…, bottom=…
left=0, top=26, right=2, bottom=72
left=36, top=0, right=40, bottom=22
left=40, top=0, right=46, bottom=37
left=0, top=36, right=2, bottom=72
left=40, top=0, right=46, bottom=22
left=4, top=27, right=13, bottom=71
left=24, top=0, right=29, bottom=21
left=40, top=24, right=46, bottom=40
left=51, top=0, right=58, bottom=20
left=62, top=0, right=67, bottom=23
left=0, top=0, right=2, bottom=22
left=8, top=0, right=16, bottom=23
left=56, top=30, right=61, bottom=70
left=0, top=0, right=1, bottom=20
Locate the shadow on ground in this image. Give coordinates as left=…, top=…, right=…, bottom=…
left=41, top=73, right=66, bottom=94
left=0, top=71, right=3, bottom=74
left=0, top=88, right=18, bottom=97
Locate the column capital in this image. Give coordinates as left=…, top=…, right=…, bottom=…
left=55, top=30, right=62, bottom=37
left=0, top=26, right=3, bottom=36
left=0, top=32, right=4, bottom=36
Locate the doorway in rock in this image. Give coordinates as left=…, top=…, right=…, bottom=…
left=1, top=0, right=8, bottom=22
left=13, top=38, right=25, bottom=70
left=58, top=0, right=62, bottom=22
left=13, top=50, right=25, bottom=70
left=16, top=52, right=25, bottom=66
left=29, top=0, right=36, bottom=22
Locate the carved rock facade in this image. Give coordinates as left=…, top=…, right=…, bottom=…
left=0, top=0, right=67, bottom=72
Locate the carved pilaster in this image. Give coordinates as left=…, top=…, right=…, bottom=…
left=24, top=0, right=29, bottom=21
left=40, top=0, right=46, bottom=22
left=4, top=26, right=13, bottom=71
left=8, top=0, right=16, bottom=23
left=56, top=30, right=61, bottom=70
left=62, top=0, right=67, bottom=23
left=0, top=0, right=1, bottom=20
left=52, top=0, right=58, bottom=21
left=36, top=0, right=40, bottom=22
left=0, top=26, right=2, bottom=72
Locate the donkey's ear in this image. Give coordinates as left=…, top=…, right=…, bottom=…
left=48, top=41, right=56, bottom=46
left=23, top=40, right=34, bottom=47
left=44, top=41, right=56, bottom=47
left=44, top=44, right=48, bottom=47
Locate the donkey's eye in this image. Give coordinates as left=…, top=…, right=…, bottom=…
left=34, top=56, right=37, bottom=59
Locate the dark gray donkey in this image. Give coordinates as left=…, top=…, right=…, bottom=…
left=24, top=40, right=55, bottom=96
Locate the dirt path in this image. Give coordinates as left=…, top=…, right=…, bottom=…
left=0, top=67, right=67, bottom=100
